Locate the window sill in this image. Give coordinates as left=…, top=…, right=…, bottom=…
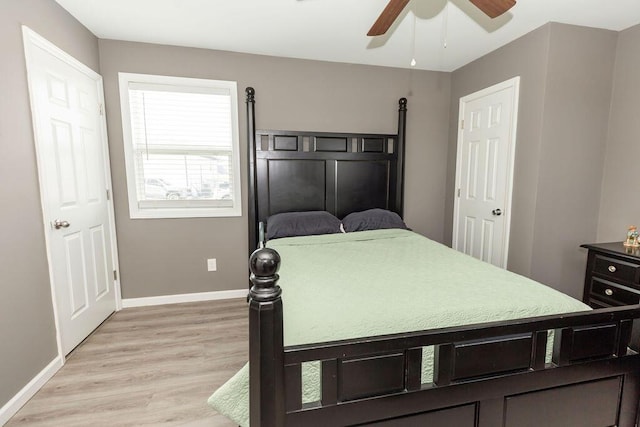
left=128, top=205, right=242, bottom=219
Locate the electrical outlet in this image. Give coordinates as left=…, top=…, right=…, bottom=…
left=207, top=258, right=217, bottom=272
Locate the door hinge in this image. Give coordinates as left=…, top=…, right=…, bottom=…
left=457, top=188, right=461, bottom=197
left=98, top=103, right=104, bottom=116
left=113, top=270, right=118, bottom=281
left=106, top=189, right=111, bottom=200
left=460, top=119, right=464, bottom=130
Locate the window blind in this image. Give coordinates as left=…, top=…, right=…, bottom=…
left=127, top=83, right=235, bottom=209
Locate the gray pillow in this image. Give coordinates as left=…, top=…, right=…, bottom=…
left=342, top=208, right=407, bottom=232
left=266, top=211, right=342, bottom=240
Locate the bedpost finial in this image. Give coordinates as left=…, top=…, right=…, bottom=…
left=249, top=247, right=281, bottom=302
left=246, top=87, right=255, bottom=102
left=399, top=97, right=407, bottom=111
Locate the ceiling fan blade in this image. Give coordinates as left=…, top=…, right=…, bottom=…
left=469, top=0, right=516, bottom=18
left=367, top=0, right=411, bottom=36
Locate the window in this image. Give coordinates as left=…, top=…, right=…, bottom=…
left=118, top=73, right=241, bottom=218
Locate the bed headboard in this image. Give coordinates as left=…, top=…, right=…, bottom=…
left=246, top=87, right=407, bottom=251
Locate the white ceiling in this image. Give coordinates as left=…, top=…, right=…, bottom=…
left=55, top=0, right=640, bottom=72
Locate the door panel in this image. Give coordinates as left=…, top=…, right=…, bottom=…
left=51, top=119, right=79, bottom=205
left=485, top=138, right=499, bottom=201
left=25, top=29, right=116, bottom=355
left=466, top=141, right=480, bottom=199
left=89, top=225, right=110, bottom=299
left=64, top=232, right=88, bottom=318
left=454, top=78, right=519, bottom=268
left=464, top=216, right=476, bottom=256
left=481, top=219, right=495, bottom=263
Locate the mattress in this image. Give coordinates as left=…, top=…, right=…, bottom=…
left=208, top=229, right=590, bottom=426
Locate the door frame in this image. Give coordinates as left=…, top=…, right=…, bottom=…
left=22, top=26, right=122, bottom=361
left=452, top=76, right=520, bottom=269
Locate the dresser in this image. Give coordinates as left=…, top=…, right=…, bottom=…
left=581, top=242, right=640, bottom=308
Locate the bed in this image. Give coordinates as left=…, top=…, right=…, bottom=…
left=209, top=87, right=640, bottom=427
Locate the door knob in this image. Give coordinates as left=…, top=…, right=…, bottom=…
left=492, top=209, right=502, bottom=216
left=52, top=219, right=70, bottom=229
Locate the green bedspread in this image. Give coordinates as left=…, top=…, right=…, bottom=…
left=208, top=229, right=590, bottom=426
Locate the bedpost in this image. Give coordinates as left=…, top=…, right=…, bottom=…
left=396, top=97, right=407, bottom=217
left=247, top=87, right=258, bottom=256
left=249, top=247, right=285, bottom=427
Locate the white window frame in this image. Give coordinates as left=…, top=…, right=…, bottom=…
left=118, top=72, right=242, bottom=219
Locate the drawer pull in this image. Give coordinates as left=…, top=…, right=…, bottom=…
left=608, top=265, right=617, bottom=273
left=605, top=288, right=614, bottom=296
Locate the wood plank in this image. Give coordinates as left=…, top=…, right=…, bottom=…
left=284, top=305, right=640, bottom=364
left=338, top=353, right=405, bottom=401
left=286, top=357, right=640, bottom=427
left=285, top=364, right=302, bottom=412
left=451, top=334, right=532, bottom=381
left=7, top=299, right=247, bottom=427
left=404, top=348, right=422, bottom=391
left=361, top=403, right=476, bottom=426
left=504, top=377, right=622, bottom=427
left=321, top=359, right=338, bottom=406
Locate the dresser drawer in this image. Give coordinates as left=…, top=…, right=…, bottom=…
left=593, top=254, right=640, bottom=284
left=590, top=277, right=640, bottom=306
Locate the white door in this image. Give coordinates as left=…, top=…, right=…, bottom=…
left=23, top=28, right=119, bottom=355
left=452, top=77, right=520, bottom=268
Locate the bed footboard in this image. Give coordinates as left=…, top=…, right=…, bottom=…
left=249, top=248, right=640, bottom=427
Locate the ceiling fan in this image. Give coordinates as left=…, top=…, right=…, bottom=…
left=367, top=0, right=516, bottom=36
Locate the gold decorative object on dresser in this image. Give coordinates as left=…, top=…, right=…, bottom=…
left=581, top=242, right=640, bottom=308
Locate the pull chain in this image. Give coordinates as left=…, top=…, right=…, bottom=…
left=442, top=2, right=449, bottom=49
left=410, top=14, right=417, bottom=67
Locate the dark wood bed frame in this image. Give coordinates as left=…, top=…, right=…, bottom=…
left=244, top=87, right=640, bottom=427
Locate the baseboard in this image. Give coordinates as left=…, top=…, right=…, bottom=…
left=121, top=288, right=248, bottom=308
left=0, top=356, right=63, bottom=425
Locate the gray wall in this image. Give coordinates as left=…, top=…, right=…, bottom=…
left=98, top=40, right=451, bottom=298
left=447, top=24, right=551, bottom=277
left=447, top=23, right=617, bottom=298
left=0, top=0, right=99, bottom=409
left=597, top=24, right=640, bottom=241
left=530, top=24, right=616, bottom=298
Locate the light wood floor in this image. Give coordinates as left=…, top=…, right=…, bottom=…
left=7, top=299, right=247, bottom=427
